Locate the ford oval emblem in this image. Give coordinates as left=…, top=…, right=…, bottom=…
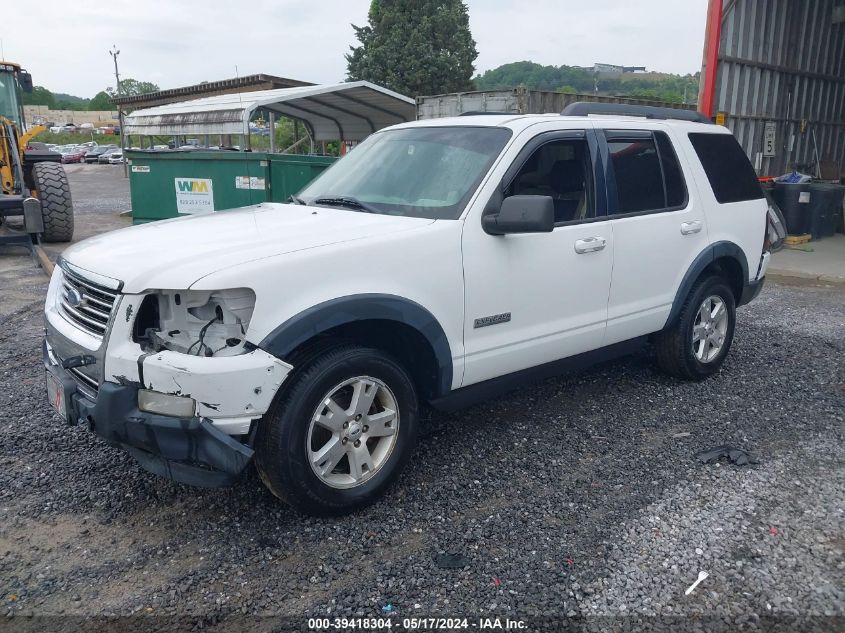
left=66, top=287, right=85, bottom=308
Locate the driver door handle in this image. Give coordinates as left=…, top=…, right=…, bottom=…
left=574, top=237, right=607, bottom=254
left=681, top=220, right=703, bottom=235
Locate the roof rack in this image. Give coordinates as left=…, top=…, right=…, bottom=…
left=560, top=102, right=712, bottom=124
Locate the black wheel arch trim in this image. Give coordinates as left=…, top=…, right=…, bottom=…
left=664, top=241, right=751, bottom=328
left=257, top=294, right=453, bottom=398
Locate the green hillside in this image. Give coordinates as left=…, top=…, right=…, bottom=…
left=474, top=61, right=700, bottom=104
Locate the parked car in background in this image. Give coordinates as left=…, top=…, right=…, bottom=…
left=61, top=146, right=87, bottom=164
left=79, top=123, right=95, bottom=130
left=107, top=151, right=124, bottom=164
left=97, top=149, right=121, bottom=164
left=85, top=145, right=118, bottom=163
left=50, top=123, right=78, bottom=133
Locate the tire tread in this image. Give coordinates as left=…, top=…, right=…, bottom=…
left=255, top=343, right=417, bottom=515
left=654, top=275, right=734, bottom=380
left=32, top=162, right=74, bottom=242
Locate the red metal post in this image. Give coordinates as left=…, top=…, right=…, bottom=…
left=699, top=0, right=724, bottom=118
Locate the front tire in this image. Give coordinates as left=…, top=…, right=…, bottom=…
left=32, top=162, right=74, bottom=242
left=654, top=275, right=736, bottom=380
left=255, top=344, right=419, bottom=515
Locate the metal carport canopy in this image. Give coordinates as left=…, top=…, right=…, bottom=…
left=122, top=81, right=416, bottom=141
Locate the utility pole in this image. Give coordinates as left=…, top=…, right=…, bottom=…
left=109, top=45, right=127, bottom=177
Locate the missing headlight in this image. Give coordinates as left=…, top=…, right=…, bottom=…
left=134, top=289, right=256, bottom=357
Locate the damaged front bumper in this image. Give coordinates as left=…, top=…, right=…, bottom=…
left=44, top=322, right=292, bottom=487
left=44, top=268, right=293, bottom=487
left=45, top=340, right=256, bottom=486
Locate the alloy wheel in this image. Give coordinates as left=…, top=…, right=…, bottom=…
left=692, top=295, right=729, bottom=363
left=307, top=376, right=399, bottom=489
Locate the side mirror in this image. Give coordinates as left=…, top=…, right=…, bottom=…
left=18, top=72, right=33, bottom=93
left=482, top=195, right=555, bottom=235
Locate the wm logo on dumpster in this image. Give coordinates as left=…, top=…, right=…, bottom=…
left=174, top=177, right=215, bottom=215
left=176, top=179, right=210, bottom=193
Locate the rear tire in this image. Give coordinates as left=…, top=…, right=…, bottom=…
left=654, top=275, right=736, bottom=380
left=32, top=162, right=74, bottom=243
left=255, top=344, right=419, bottom=516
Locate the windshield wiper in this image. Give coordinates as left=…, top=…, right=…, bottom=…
left=313, top=196, right=379, bottom=214
left=288, top=195, right=306, bottom=205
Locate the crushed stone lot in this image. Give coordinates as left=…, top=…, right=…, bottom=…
left=0, top=271, right=843, bottom=631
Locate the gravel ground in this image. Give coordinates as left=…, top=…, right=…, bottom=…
left=1, top=277, right=842, bottom=632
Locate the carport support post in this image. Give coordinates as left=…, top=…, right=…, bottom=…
left=269, top=112, right=276, bottom=154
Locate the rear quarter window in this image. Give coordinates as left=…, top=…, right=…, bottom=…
left=688, top=133, right=763, bottom=204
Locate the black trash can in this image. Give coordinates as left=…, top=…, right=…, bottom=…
left=772, top=182, right=812, bottom=235
left=820, top=184, right=844, bottom=235
left=808, top=184, right=839, bottom=238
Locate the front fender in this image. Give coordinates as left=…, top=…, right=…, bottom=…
left=257, top=293, right=453, bottom=398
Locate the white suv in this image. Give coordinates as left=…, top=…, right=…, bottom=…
left=43, top=104, right=779, bottom=515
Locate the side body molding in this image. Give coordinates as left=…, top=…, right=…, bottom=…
left=257, top=294, right=453, bottom=397
left=664, top=241, right=750, bottom=328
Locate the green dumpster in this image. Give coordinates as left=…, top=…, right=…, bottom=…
left=126, top=150, right=336, bottom=224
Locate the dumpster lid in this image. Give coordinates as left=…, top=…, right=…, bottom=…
left=122, top=81, right=415, bottom=141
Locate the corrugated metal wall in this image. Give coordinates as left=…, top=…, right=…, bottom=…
left=715, top=0, right=845, bottom=177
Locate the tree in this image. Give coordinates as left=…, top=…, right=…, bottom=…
left=346, top=0, right=477, bottom=97
left=88, top=91, right=114, bottom=111
left=106, top=78, right=160, bottom=98
left=22, top=86, right=56, bottom=108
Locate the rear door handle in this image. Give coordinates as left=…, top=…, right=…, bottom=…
left=681, top=220, right=703, bottom=235
left=574, top=237, right=607, bottom=254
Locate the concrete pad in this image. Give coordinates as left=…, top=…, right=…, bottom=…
left=769, top=233, right=845, bottom=284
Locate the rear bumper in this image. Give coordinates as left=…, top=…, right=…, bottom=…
left=44, top=340, right=253, bottom=487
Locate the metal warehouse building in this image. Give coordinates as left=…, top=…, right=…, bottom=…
left=699, top=0, right=845, bottom=178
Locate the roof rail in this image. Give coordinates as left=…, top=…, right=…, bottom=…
left=560, top=102, right=712, bottom=124
left=458, top=111, right=514, bottom=116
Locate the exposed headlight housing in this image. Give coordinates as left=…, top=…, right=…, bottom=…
left=133, top=288, right=256, bottom=357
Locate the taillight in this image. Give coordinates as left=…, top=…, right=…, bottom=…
left=763, top=195, right=787, bottom=253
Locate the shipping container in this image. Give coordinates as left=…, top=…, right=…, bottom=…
left=416, top=87, right=697, bottom=119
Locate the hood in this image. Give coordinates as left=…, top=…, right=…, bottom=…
left=62, top=203, right=435, bottom=292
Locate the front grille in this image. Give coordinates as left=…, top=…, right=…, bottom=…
left=67, top=365, right=98, bottom=400
left=59, top=267, right=119, bottom=339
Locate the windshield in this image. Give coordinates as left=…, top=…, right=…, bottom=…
left=0, top=71, right=21, bottom=127
left=299, top=126, right=512, bottom=220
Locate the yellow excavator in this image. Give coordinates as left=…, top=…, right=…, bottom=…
left=0, top=60, right=73, bottom=250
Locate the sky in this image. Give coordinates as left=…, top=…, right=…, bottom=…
left=1, top=0, right=708, bottom=98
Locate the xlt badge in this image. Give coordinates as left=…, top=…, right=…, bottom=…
left=474, top=312, right=511, bottom=329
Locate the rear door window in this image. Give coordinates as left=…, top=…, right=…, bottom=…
left=605, top=130, right=689, bottom=215
left=607, top=136, right=664, bottom=213
left=688, top=132, right=764, bottom=203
